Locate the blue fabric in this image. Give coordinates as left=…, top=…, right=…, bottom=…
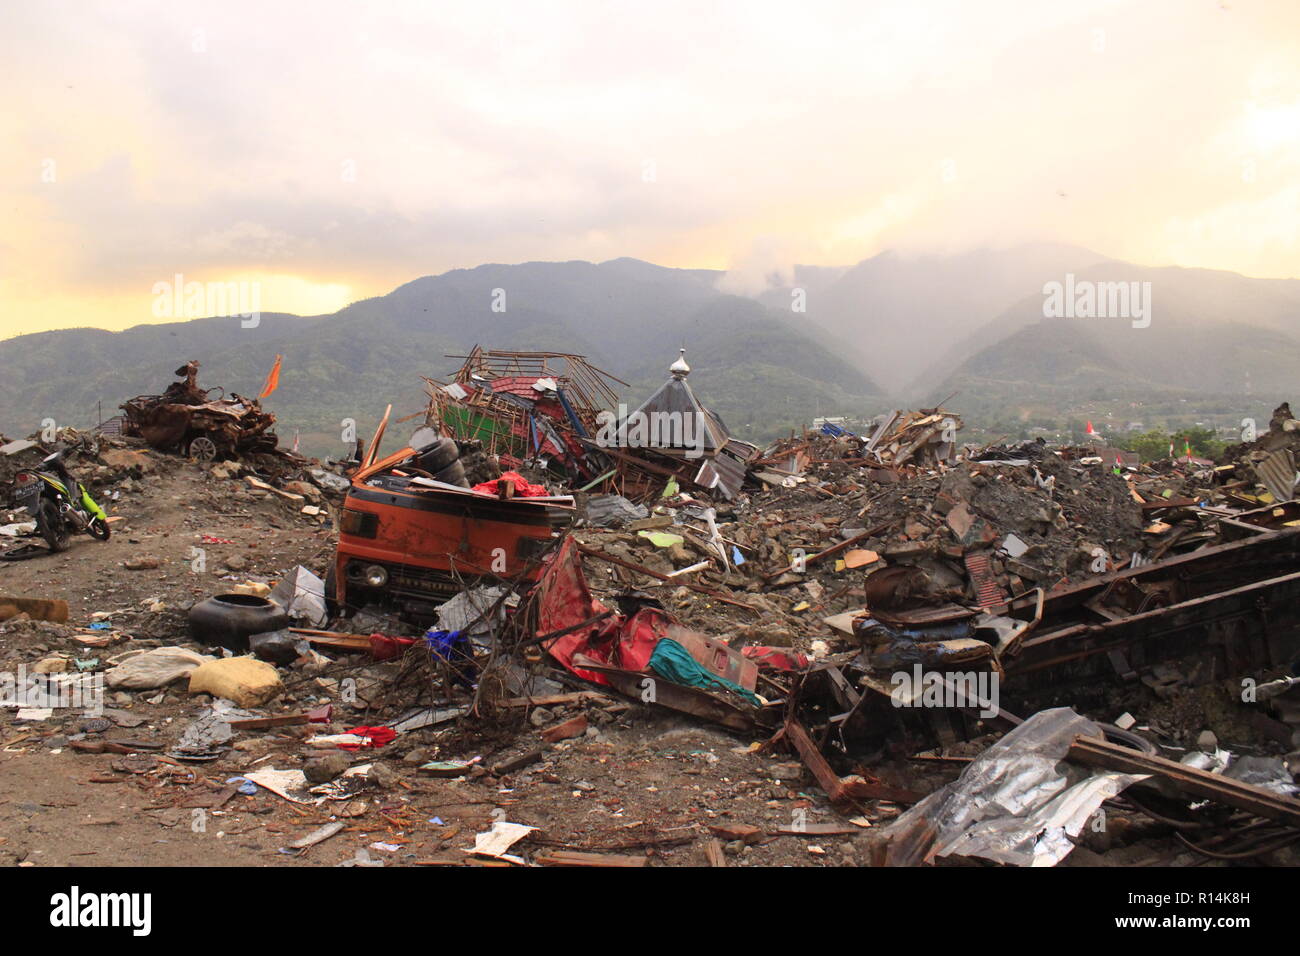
left=648, top=638, right=760, bottom=705
left=423, top=628, right=466, bottom=660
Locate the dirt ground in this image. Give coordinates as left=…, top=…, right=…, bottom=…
left=0, top=455, right=938, bottom=867
left=0, top=448, right=1290, bottom=869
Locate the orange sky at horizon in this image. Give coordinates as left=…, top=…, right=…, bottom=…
left=2, top=0, right=1297, bottom=342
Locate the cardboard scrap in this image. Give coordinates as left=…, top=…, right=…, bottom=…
left=466, top=821, right=537, bottom=864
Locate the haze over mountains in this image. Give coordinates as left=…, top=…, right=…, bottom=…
left=1, top=243, right=1296, bottom=452
left=763, top=243, right=1300, bottom=422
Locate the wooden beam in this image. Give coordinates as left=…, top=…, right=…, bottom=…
left=533, top=851, right=648, bottom=867
left=1068, top=735, right=1300, bottom=829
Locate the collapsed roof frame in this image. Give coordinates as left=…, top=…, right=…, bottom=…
left=422, top=347, right=630, bottom=480
left=437, top=347, right=626, bottom=419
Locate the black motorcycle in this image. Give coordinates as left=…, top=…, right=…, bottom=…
left=11, top=449, right=111, bottom=552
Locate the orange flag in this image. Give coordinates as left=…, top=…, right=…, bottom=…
left=258, top=354, right=283, bottom=399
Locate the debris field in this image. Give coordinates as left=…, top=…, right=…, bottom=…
left=1, top=357, right=1298, bottom=868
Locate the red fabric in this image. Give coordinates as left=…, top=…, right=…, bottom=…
left=615, top=607, right=674, bottom=671
left=535, top=538, right=616, bottom=684
left=741, top=646, right=810, bottom=672
left=536, top=540, right=681, bottom=684
left=472, top=470, right=550, bottom=497
left=368, top=634, right=416, bottom=661
left=339, top=726, right=398, bottom=750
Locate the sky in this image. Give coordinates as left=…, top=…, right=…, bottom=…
left=1, top=0, right=1297, bottom=339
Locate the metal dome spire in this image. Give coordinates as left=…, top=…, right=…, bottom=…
left=669, top=348, right=690, bottom=379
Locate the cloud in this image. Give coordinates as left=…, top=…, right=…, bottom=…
left=1, top=0, right=1298, bottom=340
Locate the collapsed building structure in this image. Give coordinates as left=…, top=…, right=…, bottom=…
left=422, top=348, right=625, bottom=488
left=424, top=347, right=758, bottom=499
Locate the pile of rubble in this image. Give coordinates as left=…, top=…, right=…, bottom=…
left=756, top=407, right=963, bottom=480
left=3, top=363, right=1298, bottom=868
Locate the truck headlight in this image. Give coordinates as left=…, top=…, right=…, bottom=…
left=364, top=564, right=388, bottom=587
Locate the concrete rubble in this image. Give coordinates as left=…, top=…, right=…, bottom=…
left=2, top=356, right=1298, bottom=870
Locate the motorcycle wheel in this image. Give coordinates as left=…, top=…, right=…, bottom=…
left=87, top=518, right=112, bottom=541
left=37, top=498, right=71, bottom=552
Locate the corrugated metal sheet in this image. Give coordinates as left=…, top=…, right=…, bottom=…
left=695, top=452, right=746, bottom=500
left=723, top=437, right=760, bottom=462
left=964, top=551, right=1008, bottom=609
left=1256, top=448, right=1297, bottom=503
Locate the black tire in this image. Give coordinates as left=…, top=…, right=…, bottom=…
left=87, top=518, right=111, bottom=541
left=37, top=498, right=71, bottom=552
left=434, top=459, right=468, bottom=487
left=1099, top=723, right=1158, bottom=755
left=417, top=437, right=459, bottom=473
left=324, top=564, right=340, bottom=619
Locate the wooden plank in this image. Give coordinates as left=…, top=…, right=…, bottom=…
left=1068, top=735, right=1300, bottom=829
left=770, top=823, right=859, bottom=836
left=763, top=521, right=895, bottom=581
left=533, top=850, right=648, bottom=867
left=779, top=718, right=924, bottom=805
left=490, top=748, right=546, bottom=776
left=244, top=475, right=305, bottom=502
left=227, top=713, right=308, bottom=730
left=289, top=628, right=373, bottom=650
left=704, top=839, right=727, bottom=867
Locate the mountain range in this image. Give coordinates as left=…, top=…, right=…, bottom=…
left=0, top=258, right=882, bottom=456
left=1, top=245, right=1296, bottom=455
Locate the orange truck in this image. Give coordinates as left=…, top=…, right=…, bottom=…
left=330, top=423, right=574, bottom=625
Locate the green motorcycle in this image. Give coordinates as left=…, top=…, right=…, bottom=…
left=12, top=449, right=111, bottom=552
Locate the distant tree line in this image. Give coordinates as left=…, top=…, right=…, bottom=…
left=1114, top=427, right=1227, bottom=463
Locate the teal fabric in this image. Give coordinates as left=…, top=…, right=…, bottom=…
left=648, top=638, right=761, bottom=705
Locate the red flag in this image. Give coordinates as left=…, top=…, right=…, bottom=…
left=1086, top=421, right=1096, bottom=435
left=258, top=354, right=283, bottom=399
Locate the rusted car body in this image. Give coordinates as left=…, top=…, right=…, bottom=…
left=120, top=362, right=279, bottom=461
